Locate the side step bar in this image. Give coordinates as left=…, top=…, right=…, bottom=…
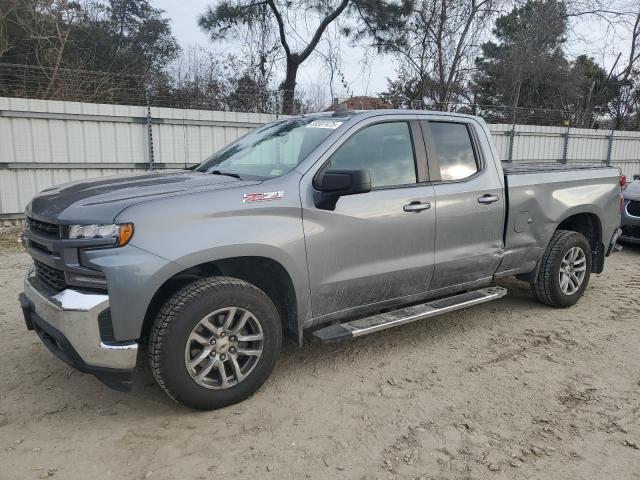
left=311, top=287, right=507, bottom=343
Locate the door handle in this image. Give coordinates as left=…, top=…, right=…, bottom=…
left=403, top=201, right=431, bottom=213
left=478, top=194, right=499, bottom=204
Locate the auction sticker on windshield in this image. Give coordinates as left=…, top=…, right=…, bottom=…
left=243, top=191, right=284, bottom=203
left=306, top=120, right=343, bottom=129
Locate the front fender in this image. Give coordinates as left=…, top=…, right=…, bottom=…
left=170, top=242, right=312, bottom=333
left=112, top=178, right=312, bottom=337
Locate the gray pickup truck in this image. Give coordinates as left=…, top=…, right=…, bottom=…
left=19, top=110, right=623, bottom=410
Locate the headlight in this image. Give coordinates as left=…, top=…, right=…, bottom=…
left=67, top=223, right=134, bottom=246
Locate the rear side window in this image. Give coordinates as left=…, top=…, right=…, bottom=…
left=327, top=122, right=417, bottom=188
left=429, top=122, right=478, bottom=181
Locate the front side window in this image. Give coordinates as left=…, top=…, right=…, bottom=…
left=327, top=122, right=417, bottom=188
left=196, top=118, right=342, bottom=179
left=429, top=122, right=479, bottom=181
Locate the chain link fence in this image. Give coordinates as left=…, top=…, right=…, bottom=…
left=390, top=99, right=613, bottom=129
left=0, top=63, right=290, bottom=114
left=2, top=62, right=634, bottom=129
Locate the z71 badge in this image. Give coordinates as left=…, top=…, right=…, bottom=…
left=243, top=191, right=284, bottom=203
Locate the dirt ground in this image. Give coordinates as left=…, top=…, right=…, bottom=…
left=1, top=241, right=639, bottom=480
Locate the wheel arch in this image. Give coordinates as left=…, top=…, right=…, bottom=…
left=141, top=256, right=301, bottom=345
left=522, top=210, right=605, bottom=284
left=556, top=211, right=604, bottom=273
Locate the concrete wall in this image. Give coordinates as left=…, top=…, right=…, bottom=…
left=2, top=97, right=639, bottom=221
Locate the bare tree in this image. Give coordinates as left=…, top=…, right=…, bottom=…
left=381, top=0, right=499, bottom=110
left=198, top=0, right=409, bottom=114
left=1, top=1, right=84, bottom=97
left=296, top=80, right=330, bottom=112
left=606, top=6, right=640, bottom=128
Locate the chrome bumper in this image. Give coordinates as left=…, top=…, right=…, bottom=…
left=22, top=270, right=138, bottom=371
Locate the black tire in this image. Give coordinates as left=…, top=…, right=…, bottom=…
left=530, top=230, right=592, bottom=308
left=148, top=276, right=282, bottom=410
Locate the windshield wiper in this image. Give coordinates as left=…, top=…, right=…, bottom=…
left=210, top=170, right=242, bottom=179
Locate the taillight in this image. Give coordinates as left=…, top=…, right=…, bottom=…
left=620, top=175, right=627, bottom=188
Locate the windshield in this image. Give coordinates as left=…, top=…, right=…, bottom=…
left=195, top=117, right=343, bottom=179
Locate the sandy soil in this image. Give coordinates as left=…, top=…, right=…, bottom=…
left=1, top=244, right=639, bottom=480
left=0, top=227, right=22, bottom=252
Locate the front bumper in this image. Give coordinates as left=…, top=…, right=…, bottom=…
left=620, top=227, right=640, bottom=244
left=20, top=271, right=138, bottom=391
left=620, top=200, right=640, bottom=244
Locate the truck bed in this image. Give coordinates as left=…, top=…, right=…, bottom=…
left=497, top=161, right=621, bottom=278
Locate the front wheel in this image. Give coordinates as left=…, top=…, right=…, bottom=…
left=530, top=230, right=592, bottom=308
left=148, top=277, right=282, bottom=410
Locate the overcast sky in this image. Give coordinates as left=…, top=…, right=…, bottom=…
left=154, top=0, right=634, bottom=103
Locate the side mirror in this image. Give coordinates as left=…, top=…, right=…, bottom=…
left=314, top=169, right=371, bottom=210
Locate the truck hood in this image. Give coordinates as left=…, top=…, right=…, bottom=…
left=26, top=170, right=260, bottom=224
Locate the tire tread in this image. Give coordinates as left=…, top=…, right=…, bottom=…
left=148, top=276, right=275, bottom=407
left=531, top=230, right=589, bottom=308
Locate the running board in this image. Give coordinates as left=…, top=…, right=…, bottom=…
left=311, top=287, right=507, bottom=343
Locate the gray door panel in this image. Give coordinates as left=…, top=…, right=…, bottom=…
left=423, top=120, right=504, bottom=289
left=300, top=116, right=437, bottom=318
left=430, top=180, right=503, bottom=289
left=303, top=186, right=436, bottom=317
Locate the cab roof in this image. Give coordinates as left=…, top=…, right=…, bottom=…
left=295, top=109, right=481, bottom=122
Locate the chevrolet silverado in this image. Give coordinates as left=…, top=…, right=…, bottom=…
left=19, top=110, right=623, bottom=409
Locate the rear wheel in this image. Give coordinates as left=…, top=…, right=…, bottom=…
left=530, top=230, right=592, bottom=308
left=148, top=276, right=282, bottom=410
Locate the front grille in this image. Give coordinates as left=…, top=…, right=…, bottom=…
left=34, top=260, right=67, bottom=293
left=627, top=200, right=640, bottom=217
left=28, top=217, right=61, bottom=237
left=30, top=240, right=52, bottom=254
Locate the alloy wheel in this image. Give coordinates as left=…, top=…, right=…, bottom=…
left=559, top=246, right=587, bottom=295
left=184, top=307, right=264, bottom=389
